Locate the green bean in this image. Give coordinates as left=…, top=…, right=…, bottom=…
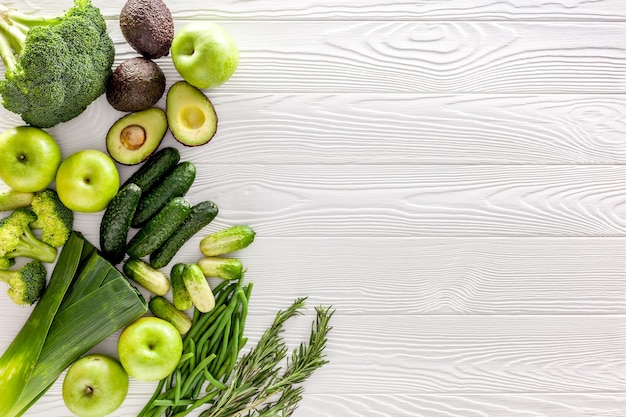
left=171, top=390, right=219, bottom=417
left=211, top=317, right=231, bottom=375
left=186, top=303, right=225, bottom=342
left=211, top=278, right=231, bottom=296
left=137, top=377, right=166, bottom=417
left=153, top=399, right=196, bottom=406
left=203, top=367, right=228, bottom=390
left=174, top=370, right=182, bottom=405
left=180, top=354, right=216, bottom=398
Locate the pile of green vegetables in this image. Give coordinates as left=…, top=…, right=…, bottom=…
left=0, top=1, right=334, bottom=416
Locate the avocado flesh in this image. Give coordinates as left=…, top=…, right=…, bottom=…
left=166, top=81, right=218, bottom=147
left=106, top=108, right=168, bottom=165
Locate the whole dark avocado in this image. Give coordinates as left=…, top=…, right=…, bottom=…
left=106, top=57, right=166, bottom=112
left=119, top=0, right=174, bottom=59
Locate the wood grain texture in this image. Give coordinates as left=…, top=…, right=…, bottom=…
left=139, top=164, right=626, bottom=237
left=0, top=0, right=625, bottom=416
left=7, top=0, right=626, bottom=21
left=24, top=232, right=624, bottom=315
left=39, top=93, right=626, bottom=165
left=112, top=21, right=626, bottom=94
left=24, top=393, right=626, bottom=417
left=6, top=315, right=624, bottom=396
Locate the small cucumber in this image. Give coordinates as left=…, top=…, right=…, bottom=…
left=199, top=225, right=256, bottom=257
left=149, top=200, right=219, bottom=269
left=182, top=263, right=214, bottom=313
left=123, top=258, right=170, bottom=296
left=132, top=161, right=196, bottom=228
left=149, top=296, right=192, bottom=334
left=171, top=263, right=193, bottom=310
left=127, top=197, right=192, bottom=258
left=99, top=183, right=142, bottom=264
left=122, top=147, right=180, bottom=192
left=197, top=257, right=244, bottom=280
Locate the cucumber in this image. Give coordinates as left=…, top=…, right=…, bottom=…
left=132, top=161, right=196, bottom=228
left=122, top=147, right=180, bottom=192
left=149, top=296, right=192, bottom=334
left=182, top=263, right=214, bottom=313
left=171, top=263, right=193, bottom=310
left=123, top=258, right=170, bottom=296
left=197, top=257, right=244, bottom=280
left=99, top=183, right=141, bottom=264
left=199, top=225, right=256, bottom=257
left=127, top=197, right=192, bottom=259
left=149, top=200, right=219, bottom=268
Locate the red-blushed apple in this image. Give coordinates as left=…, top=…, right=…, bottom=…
left=62, top=354, right=129, bottom=417
left=0, top=126, right=62, bottom=192
left=171, top=22, right=239, bottom=89
left=117, top=316, right=183, bottom=381
left=55, top=150, right=120, bottom=213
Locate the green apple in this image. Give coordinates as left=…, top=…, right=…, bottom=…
left=62, top=354, right=129, bottom=417
left=117, top=316, right=183, bottom=381
left=171, top=22, right=239, bottom=89
left=55, top=150, right=120, bottom=213
left=0, top=126, right=61, bottom=192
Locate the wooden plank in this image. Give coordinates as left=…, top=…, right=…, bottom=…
left=25, top=392, right=626, bottom=417
left=102, top=21, right=626, bottom=94
left=63, top=233, right=626, bottom=315
left=12, top=0, right=626, bottom=21
left=100, top=164, right=626, bottom=237
left=17, top=315, right=625, bottom=395
left=28, top=92, right=626, bottom=165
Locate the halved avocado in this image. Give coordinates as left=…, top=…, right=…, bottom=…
left=166, top=81, right=218, bottom=147
left=106, top=107, right=168, bottom=165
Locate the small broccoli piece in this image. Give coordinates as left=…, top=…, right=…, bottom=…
left=0, top=257, right=15, bottom=270
left=0, top=260, right=47, bottom=305
left=29, top=189, right=74, bottom=247
left=0, top=208, right=57, bottom=263
left=0, top=189, right=34, bottom=212
left=0, top=0, right=115, bottom=127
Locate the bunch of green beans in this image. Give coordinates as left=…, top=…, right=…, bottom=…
left=138, top=277, right=253, bottom=417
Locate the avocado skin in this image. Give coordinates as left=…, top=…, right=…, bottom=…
left=120, top=0, right=175, bottom=59
left=106, top=57, right=166, bottom=112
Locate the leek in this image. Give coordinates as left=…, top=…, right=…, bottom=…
left=0, top=232, right=148, bottom=417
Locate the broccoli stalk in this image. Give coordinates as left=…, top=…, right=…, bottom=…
left=0, top=260, right=47, bottom=305
left=29, top=189, right=74, bottom=247
left=0, top=208, right=57, bottom=263
left=0, top=257, right=15, bottom=271
left=0, top=189, right=34, bottom=212
left=0, top=0, right=115, bottom=128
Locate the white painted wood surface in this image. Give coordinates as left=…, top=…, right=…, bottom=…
left=0, top=0, right=625, bottom=416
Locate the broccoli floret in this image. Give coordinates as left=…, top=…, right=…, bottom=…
left=0, top=208, right=57, bottom=263
left=0, top=0, right=115, bottom=128
left=29, top=189, right=74, bottom=247
left=0, top=259, right=47, bottom=305
left=0, top=257, right=15, bottom=270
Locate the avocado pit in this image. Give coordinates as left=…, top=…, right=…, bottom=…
left=106, top=108, right=168, bottom=165
left=120, top=125, right=147, bottom=151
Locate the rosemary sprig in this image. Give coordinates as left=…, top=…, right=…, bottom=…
left=200, top=298, right=335, bottom=417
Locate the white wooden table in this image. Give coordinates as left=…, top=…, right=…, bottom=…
left=1, top=0, right=625, bottom=416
